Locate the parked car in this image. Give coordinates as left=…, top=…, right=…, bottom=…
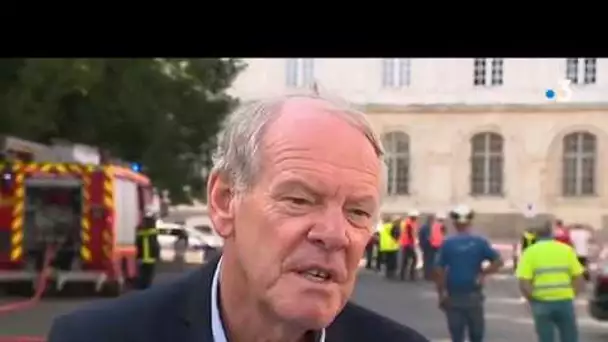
left=589, top=260, right=608, bottom=321
left=156, top=220, right=208, bottom=250
left=188, top=224, right=223, bottom=260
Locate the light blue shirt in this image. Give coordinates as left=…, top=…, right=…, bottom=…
left=210, top=258, right=227, bottom=342
left=210, top=257, right=326, bottom=342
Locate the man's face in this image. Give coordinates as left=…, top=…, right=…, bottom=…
left=455, top=220, right=471, bottom=229
left=213, top=99, right=381, bottom=329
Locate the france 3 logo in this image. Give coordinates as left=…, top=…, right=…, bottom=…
left=545, top=79, right=573, bottom=102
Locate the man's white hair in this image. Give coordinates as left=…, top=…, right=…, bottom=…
left=211, top=89, right=387, bottom=202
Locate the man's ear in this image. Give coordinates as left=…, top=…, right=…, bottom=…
left=207, top=170, right=236, bottom=238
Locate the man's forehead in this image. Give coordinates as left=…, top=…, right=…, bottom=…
left=266, top=99, right=377, bottom=163
left=259, top=96, right=381, bottom=193
left=269, top=97, right=366, bottom=140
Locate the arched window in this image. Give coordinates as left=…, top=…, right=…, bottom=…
left=470, top=132, right=504, bottom=196
left=562, top=131, right=597, bottom=196
left=382, top=131, right=410, bottom=195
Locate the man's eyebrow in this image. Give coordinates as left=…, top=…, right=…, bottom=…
left=272, top=179, right=378, bottom=205
left=350, top=195, right=376, bottom=202
left=272, top=179, right=320, bottom=194
left=347, top=195, right=377, bottom=207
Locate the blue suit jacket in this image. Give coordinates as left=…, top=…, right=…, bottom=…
left=47, top=256, right=430, bottom=342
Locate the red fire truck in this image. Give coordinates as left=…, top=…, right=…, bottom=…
left=0, top=161, right=153, bottom=296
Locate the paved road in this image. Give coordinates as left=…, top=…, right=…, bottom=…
left=354, top=269, right=608, bottom=341
left=1, top=266, right=607, bottom=341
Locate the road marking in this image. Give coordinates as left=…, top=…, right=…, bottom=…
left=419, top=291, right=590, bottom=306
left=486, top=312, right=608, bottom=328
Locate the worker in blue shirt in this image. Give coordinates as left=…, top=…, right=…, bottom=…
left=434, top=205, right=504, bottom=342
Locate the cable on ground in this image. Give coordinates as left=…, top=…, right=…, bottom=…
left=0, top=245, right=56, bottom=342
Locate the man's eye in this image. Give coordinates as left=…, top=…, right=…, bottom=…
left=286, top=197, right=312, bottom=206
left=348, top=209, right=371, bottom=218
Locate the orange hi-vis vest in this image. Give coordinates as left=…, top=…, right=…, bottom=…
left=430, top=221, right=444, bottom=248
left=400, top=218, right=417, bottom=246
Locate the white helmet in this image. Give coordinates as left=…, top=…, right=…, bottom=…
left=450, top=205, right=474, bottom=223
left=435, top=212, right=447, bottom=220
left=408, top=209, right=420, bottom=217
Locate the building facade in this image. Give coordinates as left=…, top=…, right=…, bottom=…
left=229, top=58, right=608, bottom=237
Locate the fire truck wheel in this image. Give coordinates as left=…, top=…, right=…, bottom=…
left=56, top=283, right=96, bottom=298
left=0, top=282, right=35, bottom=298
left=101, top=280, right=125, bottom=297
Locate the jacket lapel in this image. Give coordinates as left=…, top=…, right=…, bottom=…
left=168, top=255, right=221, bottom=342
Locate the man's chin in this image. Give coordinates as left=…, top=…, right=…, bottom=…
left=266, top=276, right=348, bottom=329
left=269, top=295, right=343, bottom=330
left=277, top=305, right=339, bottom=330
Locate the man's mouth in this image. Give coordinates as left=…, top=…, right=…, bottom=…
left=297, top=268, right=332, bottom=283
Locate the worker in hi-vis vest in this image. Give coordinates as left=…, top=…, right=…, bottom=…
left=399, top=210, right=420, bottom=281
left=427, top=212, right=446, bottom=278
left=366, top=215, right=389, bottom=271
left=379, top=215, right=401, bottom=279
left=135, top=212, right=160, bottom=290
left=516, top=221, right=585, bottom=342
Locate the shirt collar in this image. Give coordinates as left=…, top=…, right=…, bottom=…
left=210, top=257, right=326, bottom=342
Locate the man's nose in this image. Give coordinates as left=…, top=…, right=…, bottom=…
left=307, top=206, right=349, bottom=251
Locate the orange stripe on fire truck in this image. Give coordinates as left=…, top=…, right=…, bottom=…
left=10, top=172, right=25, bottom=261
left=103, top=169, right=114, bottom=209
left=80, top=170, right=92, bottom=262
left=101, top=168, right=114, bottom=260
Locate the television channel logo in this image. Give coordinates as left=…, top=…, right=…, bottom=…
left=545, top=79, right=572, bottom=102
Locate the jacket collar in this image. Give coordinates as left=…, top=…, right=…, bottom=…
left=174, top=254, right=220, bottom=342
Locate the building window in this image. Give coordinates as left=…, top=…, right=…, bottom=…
left=382, top=131, right=410, bottom=195
left=470, top=132, right=504, bottom=196
left=382, top=58, right=411, bottom=88
left=566, top=58, right=579, bottom=84
left=285, top=58, right=315, bottom=88
left=566, top=58, right=597, bottom=85
left=473, top=58, right=504, bottom=86
left=562, top=131, right=597, bottom=196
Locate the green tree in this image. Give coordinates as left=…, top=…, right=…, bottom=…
left=0, top=58, right=246, bottom=204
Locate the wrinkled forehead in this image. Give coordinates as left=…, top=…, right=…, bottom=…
left=267, top=97, right=380, bottom=161
left=261, top=97, right=382, bottom=192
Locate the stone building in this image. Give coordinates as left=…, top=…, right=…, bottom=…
left=229, top=58, right=608, bottom=237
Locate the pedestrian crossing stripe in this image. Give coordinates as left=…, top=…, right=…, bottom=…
left=360, top=258, right=599, bottom=272
left=485, top=313, right=608, bottom=328
left=430, top=313, right=607, bottom=341
left=419, top=290, right=591, bottom=306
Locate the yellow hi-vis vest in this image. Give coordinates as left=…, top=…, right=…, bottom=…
left=515, top=239, right=584, bottom=301
left=137, top=228, right=158, bottom=264
left=523, top=231, right=536, bottom=245
left=379, top=223, right=399, bottom=252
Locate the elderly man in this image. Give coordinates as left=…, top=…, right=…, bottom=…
left=47, top=93, right=430, bottom=342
